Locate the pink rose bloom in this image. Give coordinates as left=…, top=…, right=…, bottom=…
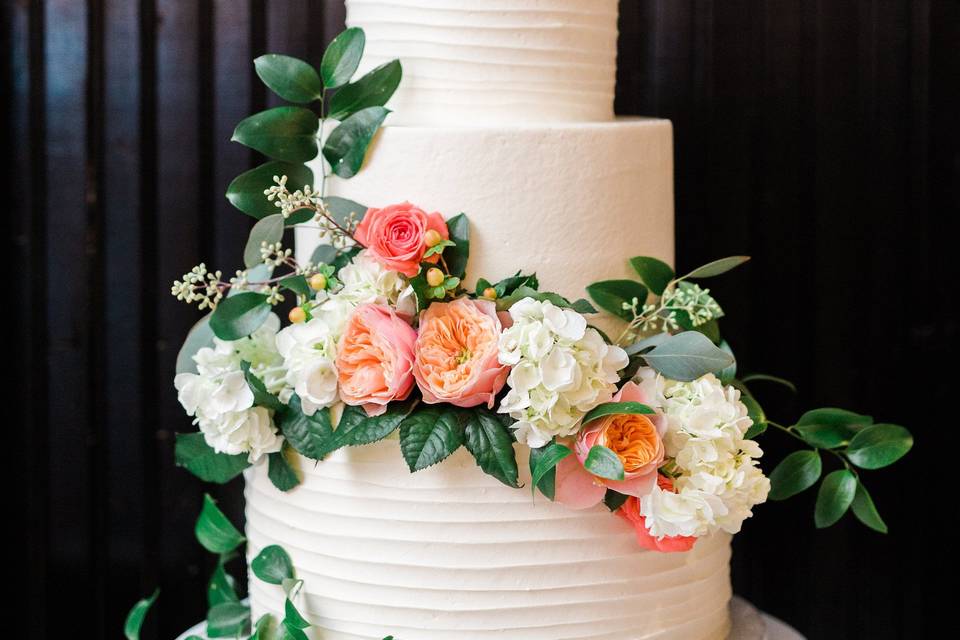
left=617, top=479, right=697, bottom=553
left=354, top=201, right=449, bottom=277
left=554, top=381, right=667, bottom=509
left=336, top=304, right=417, bottom=416
left=413, top=298, right=509, bottom=408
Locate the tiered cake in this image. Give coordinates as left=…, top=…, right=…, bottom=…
left=248, top=1, right=733, bottom=638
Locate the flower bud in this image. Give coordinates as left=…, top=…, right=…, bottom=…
left=288, top=306, right=307, bottom=324
left=309, top=273, right=327, bottom=291
left=426, top=267, right=445, bottom=287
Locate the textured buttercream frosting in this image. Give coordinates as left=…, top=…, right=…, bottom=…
left=246, top=442, right=732, bottom=639
left=346, top=0, right=618, bottom=125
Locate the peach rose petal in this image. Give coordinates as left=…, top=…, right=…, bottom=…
left=554, top=454, right=607, bottom=509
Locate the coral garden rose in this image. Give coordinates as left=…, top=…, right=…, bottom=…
left=354, top=201, right=448, bottom=277
left=618, top=477, right=697, bottom=553
left=336, top=303, right=417, bottom=416
left=413, top=297, right=509, bottom=408
left=555, top=381, right=667, bottom=509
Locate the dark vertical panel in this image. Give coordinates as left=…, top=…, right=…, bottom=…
left=43, top=2, right=93, bottom=636
left=154, top=0, right=205, bottom=634
left=103, top=0, right=147, bottom=634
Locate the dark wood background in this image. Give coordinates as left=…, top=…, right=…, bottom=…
left=4, top=1, right=957, bottom=638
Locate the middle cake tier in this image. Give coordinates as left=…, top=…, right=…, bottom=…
left=299, top=118, right=675, bottom=327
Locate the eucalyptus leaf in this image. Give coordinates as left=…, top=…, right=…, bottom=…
left=206, top=600, right=251, bottom=638
left=226, top=160, right=313, bottom=219
left=176, top=314, right=214, bottom=374
left=642, top=331, right=735, bottom=381
left=851, top=480, right=888, bottom=533
left=586, top=279, right=649, bottom=321
left=268, top=447, right=301, bottom=492
left=623, top=332, right=671, bottom=356
left=254, top=54, right=324, bottom=103
left=195, top=494, right=245, bottom=554
left=629, top=256, right=674, bottom=296
left=717, top=340, right=736, bottom=384
left=322, top=195, right=368, bottom=227
left=846, top=424, right=913, bottom=469
left=244, top=214, right=285, bottom=269
left=399, top=406, right=464, bottom=471
left=124, top=589, right=159, bottom=640
left=463, top=408, right=519, bottom=488
left=232, top=106, right=319, bottom=162
left=209, top=292, right=271, bottom=341
left=310, top=244, right=339, bottom=266
left=279, top=395, right=335, bottom=460
left=581, top=401, right=655, bottom=424
left=741, top=392, right=768, bottom=439
left=815, top=469, right=857, bottom=528
left=444, top=213, right=470, bottom=280
left=682, top=256, right=750, bottom=279
left=583, top=445, right=625, bottom=481
left=529, top=442, right=571, bottom=500
left=768, top=450, right=822, bottom=501
left=323, top=106, right=390, bottom=178
left=321, top=27, right=365, bottom=88
left=175, top=433, right=250, bottom=484
left=328, top=59, right=402, bottom=120
left=252, top=544, right=295, bottom=585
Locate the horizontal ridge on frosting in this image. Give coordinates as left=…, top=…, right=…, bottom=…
left=245, top=441, right=731, bottom=639
left=345, top=0, right=618, bottom=124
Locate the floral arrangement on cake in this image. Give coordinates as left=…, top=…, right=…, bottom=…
left=125, top=26, right=913, bottom=640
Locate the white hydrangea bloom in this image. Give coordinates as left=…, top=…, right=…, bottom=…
left=633, top=367, right=769, bottom=537
left=198, top=406, right=282, bottom=462
left=328, top=250, right=406, bottom=307
left=275, top=316, right=340, bottom=416
left=497, top=299, right=628, bottom=447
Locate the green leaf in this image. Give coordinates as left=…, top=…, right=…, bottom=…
left=279, top=395, right=335, bottom=460
left=444, top=213, right=470, bottom=279
left=815, top=469, right=857, bottom=528
left=463, top=408, right=519, bottom=488
left=529, top=442, right=571, bottom=500
left=623, top=332, right=671, bottom=356
left=323, top=106, right=390, bottom=178
left=481, top=272, right=539, bottom=298
left=586, top=279, right=649, bottom=321
left=254, top=54, right=324, bottom=103
left=207, top=600, right=251, bottom=638
left=642, top=331, right=735, bottom=381
left=845, top=424, right=913, bottom=469
left=583, top=445, right=625, bottom=481
left=768, top=450, right=822, bottom=501
left=175, top=432, right=250, bottom=483
left=176, top=314, right=214, bottom=374
left=399, top=406, right=464, bottom=471
left=268, top=447, right=301, bottom=492
left=335, top=401, right=415, bottom=450
left=581, top=401, right=655, bottom=425
left=496, top=285, right=596, bottom=314
left=717, top=340, right=736, bottom=384
left=740, top=393, right=768, bottom=439
left=693, top=318, right=722, bottom=344
left=284, top=597, right=311, bottom=629
left=321, top=27, right=365, bottom=89
left=603, top=489, right=630, bottom=512
left=851, top=480, right=888, bottom=533
left=740, top=373, right=798, bottom=393
left=244, top=214, right=286, bottom=269
left=250, top=614, right=277, bottom=640
left=328, top=59, right=402, bottom=120
left=207, top=559, right=238, bottom=607
left=124, top=589, right=159, bottom=640
left=232, top=106, right=319, bottom=163
left=195, top=494, right=245, bottom=554
left=242, top=361, right=285, bottom=413
left=226, top=160, right=313, bottom=219
left=796, top=407, right=873, bottom=429
left=279, top=274, right=311, bottom=297
left=210, top=292, right=271, bottom=341
left=322, top=195, right=368, bottom=227
left=252, top=544, right=295, bottom=585
left=629, top=256, right=674, bottom=296
left=795, top=424, right=858, bottom=449
left=682, top=256, right=750, bottom=279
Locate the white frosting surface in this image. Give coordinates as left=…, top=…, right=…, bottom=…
left=245, top=442, right=732, bottom=639
left=298, top=118, right=674, bottom=337
left=345, top=0, right=618, bottom=124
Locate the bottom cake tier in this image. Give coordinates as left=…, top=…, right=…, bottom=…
left=245, top=440, right=733, bottom=640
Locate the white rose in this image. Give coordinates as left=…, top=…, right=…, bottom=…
left=199, top=406, right=282, bottom=462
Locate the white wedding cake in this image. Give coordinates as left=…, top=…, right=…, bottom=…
left=244, top=1, right=734, bottom=639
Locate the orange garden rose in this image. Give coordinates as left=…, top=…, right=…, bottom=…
left=413, top=298, right=509, bottom=408
left=555, top=381, right=666, bottom=509
left=354, top=201, right=448, bottom=277
left=336, top=304, right=418, bottom=416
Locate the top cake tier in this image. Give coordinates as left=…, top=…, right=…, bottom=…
left=346, top=0, right=619, bottom=125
